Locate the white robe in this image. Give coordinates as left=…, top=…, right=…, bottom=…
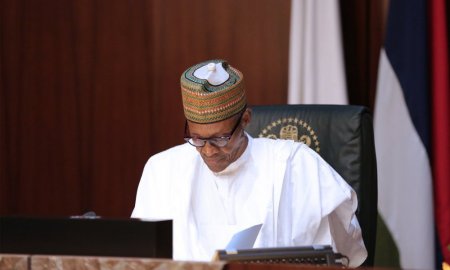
left=131, top=134, right=367, bottom=267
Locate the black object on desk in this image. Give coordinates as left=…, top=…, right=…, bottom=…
left=0, top=216, right=172, bottom=258
left=214, top=245, right=347, bottom=266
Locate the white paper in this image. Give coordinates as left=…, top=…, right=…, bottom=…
left=225, top=224, right=262, bottom=251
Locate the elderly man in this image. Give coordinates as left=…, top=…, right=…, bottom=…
left=131, top=60, right=367, bottom=267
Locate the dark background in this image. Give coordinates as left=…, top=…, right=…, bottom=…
left=0, top=0, right=386, bottom=217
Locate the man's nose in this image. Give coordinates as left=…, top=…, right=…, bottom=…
left=201, top=141, right=219, bottom=156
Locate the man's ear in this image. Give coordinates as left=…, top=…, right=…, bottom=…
left=241, top=108, right=252, bottom=128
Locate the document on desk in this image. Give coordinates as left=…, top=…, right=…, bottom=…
left=225, top=224, right=262, bottom=250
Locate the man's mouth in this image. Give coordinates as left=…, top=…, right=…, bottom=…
left=203, top=155, right=227, bottom=166
left=203, top=156, right=221, bottom=163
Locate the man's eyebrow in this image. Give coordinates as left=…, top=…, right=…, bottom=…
left=191, top=133, right=231, bottom=139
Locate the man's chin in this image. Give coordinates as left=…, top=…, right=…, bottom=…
left=205, top=163, right=226, bottom=173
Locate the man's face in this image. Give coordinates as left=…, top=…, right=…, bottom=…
left=186, top=109, right=251, bottom=173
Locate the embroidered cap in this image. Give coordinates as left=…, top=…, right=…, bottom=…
left=180, top=59, right=246, bottom=123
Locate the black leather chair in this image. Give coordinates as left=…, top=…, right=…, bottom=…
left=245, top=104, right=377, bottom=266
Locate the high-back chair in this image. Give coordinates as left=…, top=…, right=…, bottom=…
left=245, top=104, right=377, bottom=266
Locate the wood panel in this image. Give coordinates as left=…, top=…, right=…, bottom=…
left=0, top=0, right=291, bottom=217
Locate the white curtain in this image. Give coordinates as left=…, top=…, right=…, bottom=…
left=288, top=0, right=347, bottom=104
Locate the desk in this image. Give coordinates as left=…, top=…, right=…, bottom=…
left=2, top=254, right=401, bottom=270
left=0, top=254, right=226, bottom=270
left=0, top=254, right=357, bottom=270
left=1, top=254, right=400, bottom=270
left=0, top=254, right=28, bottom=269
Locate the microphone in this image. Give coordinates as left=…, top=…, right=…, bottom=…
left=70, top=211, right=99, bottom=219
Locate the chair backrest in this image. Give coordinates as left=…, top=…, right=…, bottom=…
left=245, top=104, right=377, bottom=266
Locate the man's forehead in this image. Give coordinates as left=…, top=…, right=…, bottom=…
left=187, top=116, right=237, bottom=136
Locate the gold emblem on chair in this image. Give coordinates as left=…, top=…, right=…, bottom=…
left=258, top=118, right=320, bottom=152
left=280, top=125, right=298, bottom=141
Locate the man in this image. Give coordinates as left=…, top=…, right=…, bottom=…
left=132, top=60, right=367, bottom=267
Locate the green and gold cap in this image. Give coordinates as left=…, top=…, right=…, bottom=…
left=180, top=59, right=246, bottom=123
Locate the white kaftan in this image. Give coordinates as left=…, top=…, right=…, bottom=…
left=131, top=134, right=367, bottom=267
